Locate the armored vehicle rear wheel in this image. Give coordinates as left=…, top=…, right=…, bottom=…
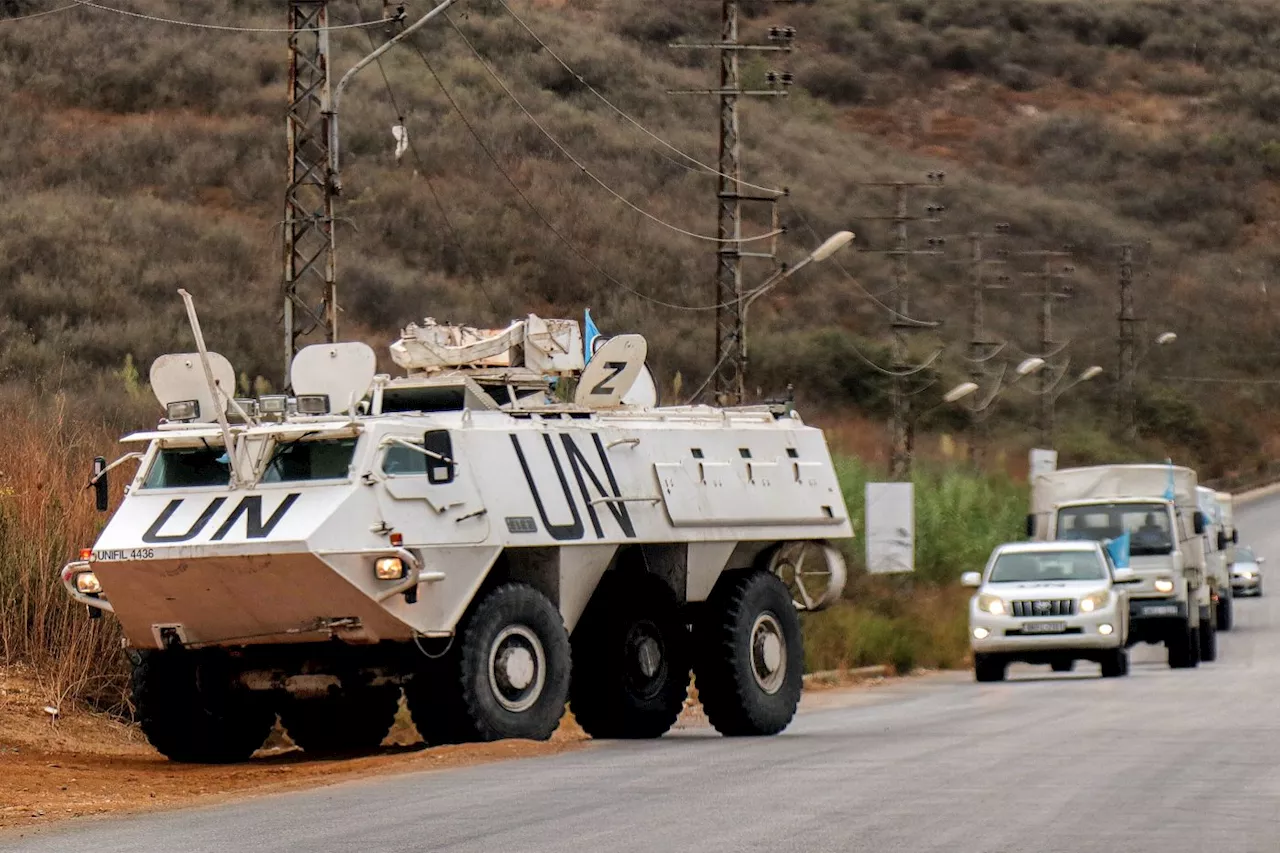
left=1217, top=594, right=1234, bottom=632
left=1050, top=660, right=1074, bottom=673
left=1099, top=648, right=1129, bottom=678
left=570, top=571, right=691, bottom=739
left=973, top=654, right=1007, bottom=683
left=280, top=687, right=400, bottom=757
left=130, top=649, right=273, bottom=764
left=694, top=571, right=803, bottom=737
left=411, top=583, right=571, bottom=744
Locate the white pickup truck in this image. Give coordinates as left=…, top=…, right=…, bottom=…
left=963, top=541, right=1138, bottom=681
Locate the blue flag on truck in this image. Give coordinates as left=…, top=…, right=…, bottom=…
left=584, top=309, right=601, bottom=364
left=1163, top=458, right=1176, bottom=502
left=1106, top=532, right=1131, bottom=569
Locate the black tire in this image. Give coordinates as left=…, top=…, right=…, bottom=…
left=280, top=687, right=400, bottom=757
left=1167, top=621, right=1198, bottom=669
left=1050, top=660, right=1074, bottom=673
left=694, top=571, right=803, bottom=736
left=570, top=572, right=691, bottom=739
left=130, top=649, right=273, bottom=764
left=1199, top=618, right=1218, bottom=663
left=1217, top=594, right=1234, bottom=632
left=411, top=583, right=571, bottom=743
left=1099, top=648, right=1129, bottom=678
left=974, top=653, right=1007, bottom=683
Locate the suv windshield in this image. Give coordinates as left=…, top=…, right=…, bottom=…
left=261, top=437, right=357, bottom=483
left=141, top=446, right=230, bottom=489
left=1057, top=502, right=1174, bottom=556
left=1236, top=546, right=1256, bottom=562
left=989, top=551, right=1106, bottom=583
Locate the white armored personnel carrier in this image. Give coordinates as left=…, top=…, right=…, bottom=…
left=62, top=312, right=851, bottom=762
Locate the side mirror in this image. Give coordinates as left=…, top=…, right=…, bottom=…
left=422, top=430, right=456, bottom=484
left=1025, top=514, right=1035, bottom=538
left=1112, top=568, right=1140, bottom=584
left=1217, top=531, right=1228, bottom=550
left=1258, top=557, right=1267, bottom=564
left=1193, top=511, right=1206, bottom=536
left=1233, top=530, right=1240, bottom=544
left=961, top=571, right=982, bottom=588
left=92, top=456, right=109, bottom=513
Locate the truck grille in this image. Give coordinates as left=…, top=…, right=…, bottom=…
left=1011, top=599, right=1076, bottom=618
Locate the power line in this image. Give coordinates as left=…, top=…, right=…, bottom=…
left=67, top=0, right=396, bottom=33
left=359, top=14, right=500, bottom=316
left=0, top=2, right=78, bottom=22
left=494, top=0, right=785, bottom=198
left=444, top=11, right=782, bottom=247
left=405, top=33, right=745, bottom=314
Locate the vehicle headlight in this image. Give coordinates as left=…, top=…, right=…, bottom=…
left=75, top=572, right=103, bottom=595
left=1154, top=579, right=1175, bottom=594
left=1237, top=570, right=1255, bottom=579
left=374, top=557, right=406, bottom=580
left=1080, top=591, right=1110, bottom=613
left=977, top=593, right=1006, bottom=616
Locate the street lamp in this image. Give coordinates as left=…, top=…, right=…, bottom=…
left=1037, top=363, right=1104, bottom=446
left=689, top=231, right=855, bottom=405
left=1121, top=329, right=1178, bottom=442
left=943, top=381, right=979, bottom=403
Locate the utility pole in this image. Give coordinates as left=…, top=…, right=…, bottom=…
left=1018, top=250, right=1074, bottom=445
left=283, top=0, right=338, bottom=387
left=854, top=176, right=945, bottom=479
left=1117, top=244, right=1138, bottom=442
left=960, top=226, right=1009, bottom=464
left=670, top=3, right=796, bottom=407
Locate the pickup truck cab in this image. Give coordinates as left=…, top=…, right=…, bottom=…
left=963, top=541, right=1139, bottom=682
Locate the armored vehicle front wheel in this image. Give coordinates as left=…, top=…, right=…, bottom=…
left=280, top=686, right=400, bottom=757
left=411, top=583, right=571, bottom=744
left=570, top=571, right=691, bottom=739
left=694, top=570, right=803, bottom=737
left=130, top=649, right=273, bottom=764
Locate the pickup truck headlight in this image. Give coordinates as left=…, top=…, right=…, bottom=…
left=1079, top=591, right=1110, bottom=613
left=1154, top=579, right=1176, bottom=594
left=977, top=593, right=1006, bottom=616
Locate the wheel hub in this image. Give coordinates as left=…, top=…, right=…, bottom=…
left=624, top=622, right=668, bottom=700
left=488, top=625, right=546, bottom=713
left=636, top=636, right=662, bottom=679
left=750, top=613, right=787, bottom=695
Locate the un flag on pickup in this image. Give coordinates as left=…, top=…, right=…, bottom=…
left=1106, top=532, right=1131, bottom=569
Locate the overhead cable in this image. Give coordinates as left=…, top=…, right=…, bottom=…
left=0, top=2, right=78, bottom=22
left=444, top=12, right=782, bottom=246
left=67, top=0, right=397, bottom=33
left=494, top=0, right=785, bottom=198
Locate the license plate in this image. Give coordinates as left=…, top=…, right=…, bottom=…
left=1141, top=604, right=1178, bottom=616
left=1021, top=621, right=1066, bottom=634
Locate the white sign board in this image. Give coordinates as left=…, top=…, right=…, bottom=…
left=866, top=482, right=914, bottom=574
left=1029, top=448, right=1058, bottom=481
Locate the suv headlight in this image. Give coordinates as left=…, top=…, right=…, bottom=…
left=1154, top=578, right=1175, bottom=594
left=976, top=593, right=1006, bottom=616
left=1079, top=591, right=1110, bottom=613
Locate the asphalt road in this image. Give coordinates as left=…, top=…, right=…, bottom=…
left=8, top=493, right=1280, bottom=853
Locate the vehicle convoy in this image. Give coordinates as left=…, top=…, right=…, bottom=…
left=1198, top=487, right=1235, bottom=632
left=1231, top=545, right=1265, bottom=597
left=1029, top=464, right=1213, bottom=668
left=60, top=313, right=852, bottom=763
left=963, top=541, right=1138, bottom=681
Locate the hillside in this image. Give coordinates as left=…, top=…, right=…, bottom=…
left=1, top=0, right=1279, bottom=472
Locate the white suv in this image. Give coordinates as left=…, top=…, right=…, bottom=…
left=963, top=540, right=1138, bottom=682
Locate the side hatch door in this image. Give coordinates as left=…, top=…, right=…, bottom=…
left=375, top=430, right=490, bottom=545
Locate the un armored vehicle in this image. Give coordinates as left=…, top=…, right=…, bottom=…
left=62, top=313, right=851, bottom=762
left=1029, top=464, right=1212, bottom=668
